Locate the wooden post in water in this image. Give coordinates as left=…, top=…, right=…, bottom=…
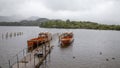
left=48, top=41, right=51, bottom=62
left=2, top=34, right=4, bottom=39
left=8, top=60, right=11, bottom=68
left=37, top=40, right=38, bottom=48
left=30, top=53, right=31, bottom=61
left=42, top=44, right=43, bottom=54
left=23, top=49, right=25, bottom=67
left=23, top=49, right=26, bottom=68
left=32, top=44, right=33, bottom=52
left=6, top=32, right=8, bottom=39
left=17, top=54, right=19, bottom=68
left=24, top=56, right=26, bottom=68
left=23, top=49, right=25, bottom=59
left=34, top=54, right=35, bottom=68
left=49, top=41, right=50, bottom=52
left=45, top=43, right=46, bottom=57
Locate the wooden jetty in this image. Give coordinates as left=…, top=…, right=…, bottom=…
left=11, top=42, right=53, bottom=68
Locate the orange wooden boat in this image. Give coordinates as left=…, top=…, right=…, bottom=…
left=27, top=32, right=52, bottom=52
left=59, top=32, right=74, bottom=46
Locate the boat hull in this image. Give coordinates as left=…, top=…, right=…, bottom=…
left=61, top=38, right=73, bottom=46
left=27, top=32, right=52, bottom=52
left=59, top=32, right=74, bottom=46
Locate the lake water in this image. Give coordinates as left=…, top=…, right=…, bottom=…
left=0, top=26, right=120, bottom=68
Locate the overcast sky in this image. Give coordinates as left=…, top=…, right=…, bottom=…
left=0, top=0, right=120, bottom=24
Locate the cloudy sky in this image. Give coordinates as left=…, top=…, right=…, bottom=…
left=0, top=0, right=120, bottom=24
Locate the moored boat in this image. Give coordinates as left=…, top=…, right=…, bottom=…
left=59, top=32, right=74, bottom=46
left=27, top=32, right=52, bottom=52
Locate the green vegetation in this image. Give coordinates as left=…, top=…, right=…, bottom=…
left=1, top=18, right=120, bottom=30
left=40, top=19, right=120, bottom=30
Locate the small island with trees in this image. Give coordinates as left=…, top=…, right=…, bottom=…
left=0, top=18, right=120, bottom=30
left=40, top=19, right=120, bottom=30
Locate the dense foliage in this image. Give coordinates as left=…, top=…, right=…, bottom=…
left=1, top=18, right=120, bottom=30
left=40, top=20, right=120, bottom=30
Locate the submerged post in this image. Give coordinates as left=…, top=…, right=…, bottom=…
left=49, top=41, right=50, bottom=51
left=8, top=60, right=11, bottom=68
left=23, top=49, right=24, bottom=58
left=45, top=43, right=46, bottom=56
left=42, top=44, right=43, bottom=54
left=17, top=54, right=19, bottom=68
left=34, top=54, right=35, bottom=68
left=37, top=40, right=38, bottom=48
left=23, top=49, right=26, bottom=68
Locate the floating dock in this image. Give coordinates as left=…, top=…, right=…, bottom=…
left=11, top=42, right=53, bottom=68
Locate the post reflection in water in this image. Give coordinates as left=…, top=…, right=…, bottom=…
left=40, top=53, right=51, bottom=68
left=1, top=32, right=24, bottom=40
left=2, top=34, right=4, bottom=39
left=14, top=32, right=16, bottom=37
left=5, top=32, right=8, bottom=39
left=9, top=32, right=12, bottom=38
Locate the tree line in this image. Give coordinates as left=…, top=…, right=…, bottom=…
left=1, top=19, right=120, bottom=30
left=40, top=19, right=120, bottom=30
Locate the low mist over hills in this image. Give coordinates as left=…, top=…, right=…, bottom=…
left=0, top=16, right=49, bottom=26
left=0, top=16, right=45, bottom=22
left=0, top=16, right=24, bottom=22
left=26, top=16, right=40, bottom=21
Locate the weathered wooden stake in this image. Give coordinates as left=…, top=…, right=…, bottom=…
left=34, top=54, right=35, bottom=68
left=17, top=55, right=19, bottom=68
left=8, top=60, right=11, bottom=68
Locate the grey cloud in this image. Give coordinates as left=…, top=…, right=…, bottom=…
left=0, top=0, right=26, bottom=15
left=0, top=0, right=120, bottom=24
left=41, top=0, right=112, bottom=11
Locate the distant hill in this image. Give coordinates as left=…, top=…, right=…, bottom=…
left=0, top=16, right=49, bottom=22
left=19, top=18, right=49, bottom=26
left=20, top=18, right=49, bottom=23
left=26, top=16, right=40, bottom=21
left=0, top=17, right=49, bottom=26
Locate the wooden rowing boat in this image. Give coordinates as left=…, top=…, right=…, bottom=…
left=27, top=32, right=52, bottom=52
left=59, top=32, right=74, bottom=46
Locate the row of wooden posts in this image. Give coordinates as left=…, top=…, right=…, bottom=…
left=1, top=32, right=23, bottom=39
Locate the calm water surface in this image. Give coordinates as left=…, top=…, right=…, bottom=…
left=0, top=26, right=120, bottom=68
